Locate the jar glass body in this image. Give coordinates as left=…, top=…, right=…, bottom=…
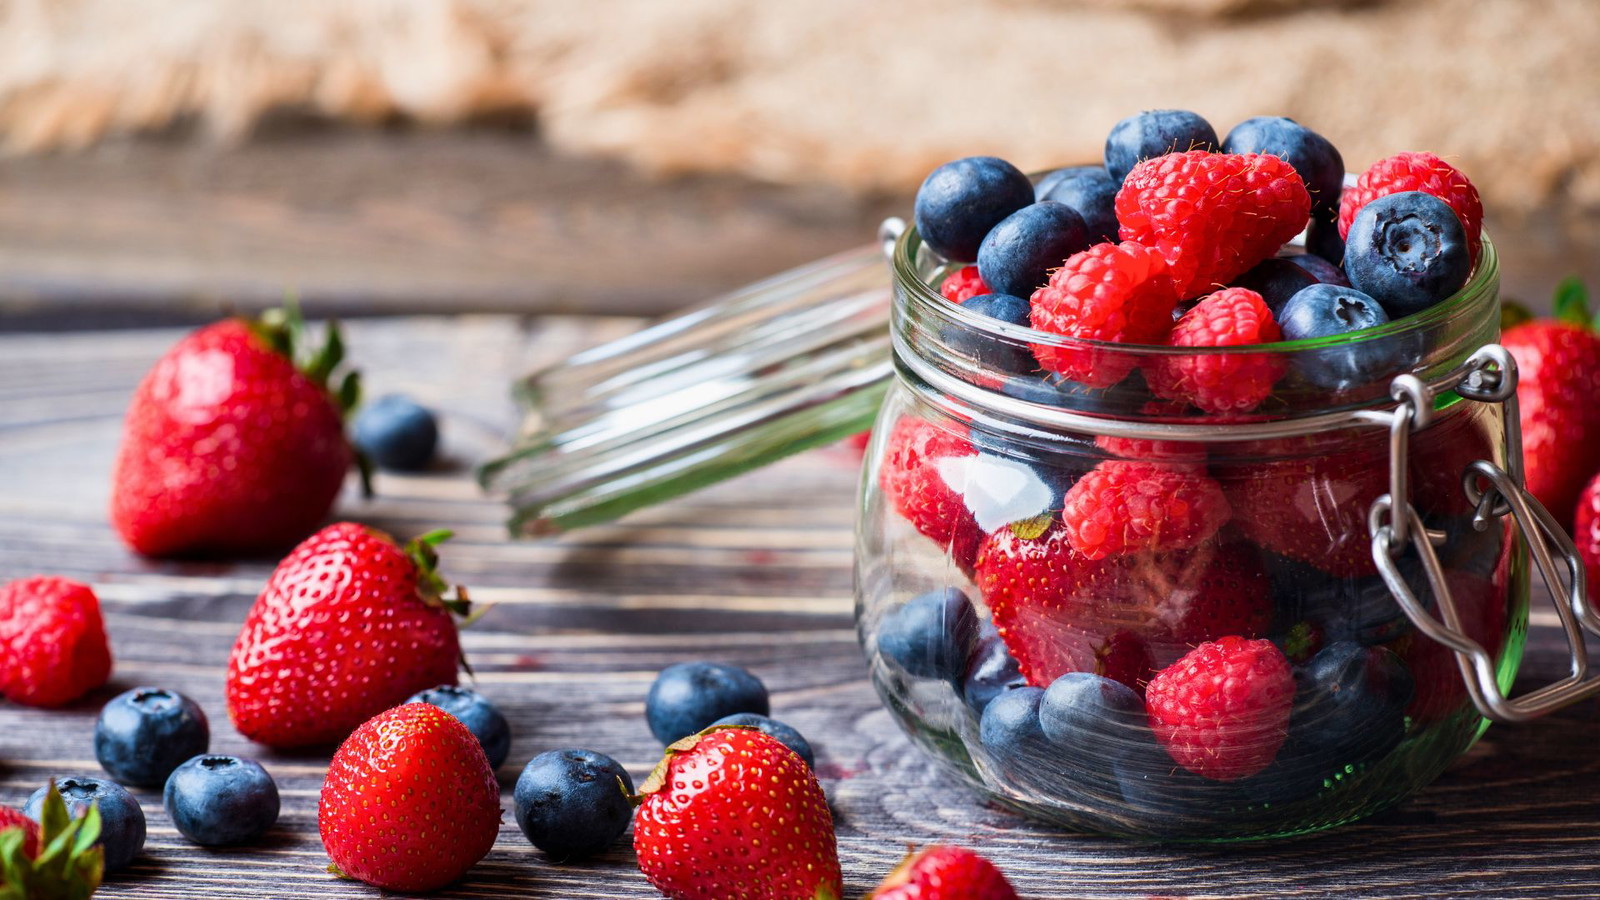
left=855, top=228, right=1525, bottom=840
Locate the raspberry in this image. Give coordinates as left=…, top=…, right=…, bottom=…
left=1146, top=287, right=1285, bottom=414
left=878, top=415, right=983, bottom=573
left=1145, top=636, right=1294, bottom=781
left=1339, top=152, right=1482, bottom=263
left=1094, top=400, right=1208, bottom=469
left=0, top=576, right=113, bottom=708
left=1028, top=242, right=1178, bottom=388
left=940, top=265, right=990, bottom=304
left=1115, top=151, right=1311, bottom=298
left=1059, top=461, right=1230, bottom=560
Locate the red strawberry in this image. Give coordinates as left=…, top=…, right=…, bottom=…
left=1127, top=541, right=1273, bottom=658
left=1060, top=461, right=1230, bottom=560
left=1029, top=241, right=1179, bottom=387
left=878, top=415, right=983, bottom=573
left=1116, top=151, right=1311, bottom=298
left=226, top=522, right=469, bottom=748
left=1396, top=569, right=1504, bottom=723
left=941, top=265, right=990, bottom=304
left=110, top=304, right=358, bottom=558
left=633, top=727, right=842, bottom=900
left=1577, top=471, right=1600, bottom=606
left=1095, top=401, right=1208, bottom=470
left=0, top=783, right=104, bottom=897
left=0, top=577, right=112, bottom=708
left=869, top=845, right=1019, bottom=900
left=1502, top=316, right=1600, bottom=528
left=1146, top=287, right=1285, bottom=414
left=0, top=805, right=40, bottom=860
left=1145, top=636, right=1294, bottom=781
left=1338, top=152, right=1483, bottom=263
left=319, top=703, right=501, bottom=893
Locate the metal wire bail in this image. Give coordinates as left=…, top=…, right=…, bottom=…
left=1370, top=344, right=1600, bottom=723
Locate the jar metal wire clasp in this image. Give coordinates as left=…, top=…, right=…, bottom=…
left=1370, top=344, right=1600, bottom=723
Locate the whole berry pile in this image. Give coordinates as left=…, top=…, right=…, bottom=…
left=876, top=108, right=1510, bottom=828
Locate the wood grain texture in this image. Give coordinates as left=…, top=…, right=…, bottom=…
left=4, top=317, right=1600, bottom=899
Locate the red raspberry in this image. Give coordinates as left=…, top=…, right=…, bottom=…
left=1060, top=461, right=1230, bottom=560
left=1028, top=242, right=1179, bottom=388
left=878, top=415, right=983, bottom=573
left=0, top=576, right=113, bottom=708
left=1116, top=151, right=1311, bottom=298
left=1339, top=152, right=1483, bottom=263
left=1095, top=400, right=1208, bottom=470
left=940, top=265, right=990, bottom=304
left=1146, top=287, right=1285, bottom=414
left=1145, top=636, right=1294, bottom=781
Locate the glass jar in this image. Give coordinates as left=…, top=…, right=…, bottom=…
left=856, top=226, right=1536, bottom=839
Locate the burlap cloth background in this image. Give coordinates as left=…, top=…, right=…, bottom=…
left=1, top=0, right=1595, bottom=214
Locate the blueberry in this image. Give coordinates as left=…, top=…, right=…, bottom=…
left=1231, top=258, right=1318, bottom=318
left=977, top=685, right=1051, bottom=791
left=877, top=588, right=978, bottom=682
left=1278, top=284, right=1398, bottom=390
left=709, top=713, right=815, bottom=768
left=977, top=202, right=1090, bottom=299
left=26, top=776, right=145, bottom=872
left=1104, top=110, right=1218, bottom=183
left=1266, top=554, right=1414, bottom=647
left=1035, top=166, right=1120, bottom=244
left=353, top=394, right=439, bottom=472
left=943, top=292, right=1034, bottom=374
left=94, top=687, right=209, bottom=788
left=1344, top=191, right=1472, bottom=318
left=162, top=755, right=279, bottom=846
left=514, top=749, right=634, bottom=861
left=1038, top=672, right=1148, bottom=750
left=914, top=157, right=1035, bottom=262
left=1307, top=213, right=1347, bottom=267
left=962, top=624, right=1027, bottom=713
left=1277, top=642, right=1413, bottom=776
left=1221, top=117, right=1344, bottom=216
left=1000, top=375, right=1115, bottom=412
left=1285, top=251, right=1350, bottom=287
left=645, top=662, right=768, bottom=744
left=405, top=685, right=511, bottom=769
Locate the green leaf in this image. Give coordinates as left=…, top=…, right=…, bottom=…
left=415, top=529, right=454, bottom=547
left=306, top=319, right=346, bottom=387
left=1500, top=300, right=1533, bottom=332
left=1008, top=513, right=1054, bottom=541
left=1553, top=276, right=1589, bottom=326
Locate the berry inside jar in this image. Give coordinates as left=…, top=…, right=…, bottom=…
left=858, top=109, right=1524, bottom=839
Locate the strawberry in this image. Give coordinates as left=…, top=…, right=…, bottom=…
left=1501, top=281, right=1600, bottom=527
left=110, top=302, right=360, bottom=558
left=1, top=782, right=105, bottom=897
left=868, top=845, right=1019, bottom=900
left=633, top=727, right=842, bottom=900
left=0, top=806, right=40, bottom=861
left=319, top=703, right=501, bottom=893
left=878, top=415, right=983, bottom=573
left=1577, top=471, right=1600, bottom=608
left=226, top=522, right=470, bottom=748
left=1115, top=151, right=1311, bottom=299
left=1145, top=636, right=1294, bottom=781
left=1395, top=570, right=1504, bottom=723
left=0, top=576, right=112, bottom=708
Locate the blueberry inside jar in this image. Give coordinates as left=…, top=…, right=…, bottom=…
left=857, top=207, right=1522, bottom=840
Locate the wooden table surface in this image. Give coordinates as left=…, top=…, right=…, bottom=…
left=5, top=314, right=1600, bottom=900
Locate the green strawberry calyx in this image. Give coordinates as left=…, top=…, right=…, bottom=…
left=0, top=780, right=105, bottom=900
left=1503, top=277, right=1593, bottom=333
left=401, top=529, right=483, bottom=677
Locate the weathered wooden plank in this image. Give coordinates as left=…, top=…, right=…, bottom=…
left=3, top=317, right=1600, bottom=899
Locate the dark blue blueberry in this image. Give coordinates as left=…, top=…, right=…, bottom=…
left=1104, top=110, right=1219, bottom=183
left=94, top=687, right=209, bottom=788
left=514, top=749, right=634, bottom=861
left=645, top=662, right=768, bottom=744
left=1000, top=375, right=1114, bottom=412
left=26, top=776, right=145, bottom=872
left=1266, top=554, right=1414, bottom=648
left=162, top=755, right=279, bottom=846
left=1221, top=116, right=1344, bottom=216
left=977, top=202, right=1090, bottom=299
left=977, top=685, right=1050, bottom=788
left=353, top=394, right=439, bottom=471
left=1278, top=284, right=1399, bottom=390
left=914, top=157, right=1034, bottom=262
left=943, top=292, right=1034, bottom=374
left=1038, top=672, right=1148, bottom=750
left=1113, top=759, right=1253, bottom=825
left=1035, top=166, right=1120, bottom=243
left=1231, top=258, right=1318, bottom=318
left=962, top=624, right=1027, bottom=713
left=1285, top=250, right=1350, bottom=287
left=710, top=713, right=815, bottom=768
left=1307, top=213, right=1347, bottom=267
left=405, top=685, right=512, bottom=770
left=1344, top=191, right=1472, bottom=318
left=877, top=588, right=978, bottom=682
left=1275, top=642, right=1413, bottom=780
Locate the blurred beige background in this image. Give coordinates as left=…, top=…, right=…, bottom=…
left=2, top=0, right=1596, bottom=215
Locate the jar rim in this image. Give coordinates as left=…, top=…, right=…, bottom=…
left=891, top=224, right=1500, bottom=357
